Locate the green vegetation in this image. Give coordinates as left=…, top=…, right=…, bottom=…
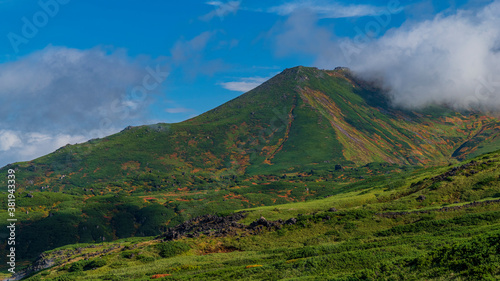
left=157, top=241, right=191, bottom=258
left=10, top=149, right=500, bottom=280
left=1, top=66, right=500, bottom=279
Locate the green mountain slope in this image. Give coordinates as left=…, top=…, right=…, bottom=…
left=3, top=67, right=500, bottom=191
left=13, top=149, right=500, bottom=281
left=2, top=66, right=500, bottom=271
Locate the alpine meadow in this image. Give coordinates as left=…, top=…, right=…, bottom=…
left=2, top=1, right=500, bottom=281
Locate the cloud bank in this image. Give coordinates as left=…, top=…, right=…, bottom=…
left=0, top=46, right=164, bottom=167
left=347, top=1, right=500, bottom=110
left=273, top=0, right=500, bottom=111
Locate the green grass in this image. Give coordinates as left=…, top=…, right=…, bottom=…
left=14, top=149, right=500, bottom=280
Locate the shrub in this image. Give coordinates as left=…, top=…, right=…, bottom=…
left=84, top=259, right=107, bottom=270
left=120, top=250, right=138, bottom=259
left=157, top=241, right=191, bottom=258
left=343, top=222, right=357, bottom=230
left=68, top=258, right=106, bottom=272
left=137, top=254, right=156, bottom=263
left=415, top=232, right=500, bottom=278
left=68, top=261, right=84, bottom=272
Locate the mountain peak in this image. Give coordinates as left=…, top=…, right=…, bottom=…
left=275, top=66, right=352, bottom=84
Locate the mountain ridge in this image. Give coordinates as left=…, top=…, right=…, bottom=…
left=3, top=66, right=500, bottom=187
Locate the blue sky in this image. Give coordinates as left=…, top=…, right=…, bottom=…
left=0, top=0, right=499, bottom=166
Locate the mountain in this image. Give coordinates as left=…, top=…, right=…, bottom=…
left=3, top=66, right=500, bottom=190
left=2, top=66, right=500, bottom=269
left=11, top=149, right=500, bottom=280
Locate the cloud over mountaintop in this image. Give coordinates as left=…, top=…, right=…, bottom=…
left=0, top=46, right=164, bottom=166
left=272, top=0, right=500, bottom=111
left=347, top=1, right=500, bottom=110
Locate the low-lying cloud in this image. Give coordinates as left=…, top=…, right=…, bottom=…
left=273, top=0, right=500, bottom=111
left=220, top=76, right=269, bottom=92
left=0, top=46, right=164, bottom=167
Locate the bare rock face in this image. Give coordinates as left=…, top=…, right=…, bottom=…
left=157, top=212, right=290, bottom=241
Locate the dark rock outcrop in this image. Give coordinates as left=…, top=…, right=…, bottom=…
left=416, top=195, right=426, bottom=202
left=157, top=212, right=290, bottom=241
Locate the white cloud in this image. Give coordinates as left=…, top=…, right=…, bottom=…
left=0, top=129, right=122, bottom=167
left=171, top=32, right=214, bottom=63
left=170, top=31, right=227, bottom=77
left=344, top=1, right=500, bottom=110
left=201, top=1, right=241, bottom=21
left=18, top=132, right=88, bottom=159
left=0, top=46, right=165, bottom=167
left=0, top=130, right=22, bottom=151
left=271, top=10, right=335, bottom=59
left=268, top=0, right=386, bottom=18
left=219, top=77, right=269, bottom=92
left=271, top=0, right=500, bottom=111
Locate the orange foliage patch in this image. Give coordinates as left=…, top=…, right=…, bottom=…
left=277, top=189, right=292, bottom=199
left=151, top=274, right=171, bottom=279
left=223, top=193, right=250, bottom=203
left=245, top=265, right=263, bottom=269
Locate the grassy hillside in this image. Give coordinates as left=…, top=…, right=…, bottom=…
left=1, top=66, right=500, bottom=274
left=13, top=149, right=500, bottom=280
